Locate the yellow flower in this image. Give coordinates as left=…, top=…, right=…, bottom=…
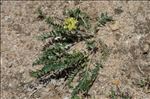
left=64, top=17, right=78, bottom=31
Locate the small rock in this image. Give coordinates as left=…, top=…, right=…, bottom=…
left=69, top=89, right=72, bottom=93
left=143, top=43, right=149, bottom=54
left=136, top=34, right=143, bottom=40
left=56, top=81, right=62, bottom=86
left=39, top=26, right=45, bottom=31
left=63, top=96, right=69, bottom=99
left=13, top=24, right=22, bottom=32
left=43, top=87, right=50, bottom=92
left=56, top=78, right=64, bottom=85
left=4, top=16, right=11, bottom=22
left=145, top=34, right=150, bottom=44
left=50, top=79, right=56, bottom=85
left=114, top=7, right=123, bottom=15
left=60, top=78, right=65, bottom=82
left=9, top=83, right=12, bottom=87
left=109, top=21, right=120, bottom=31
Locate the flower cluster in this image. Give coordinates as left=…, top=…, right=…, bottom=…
left=64, top=17, right=78, bottom=31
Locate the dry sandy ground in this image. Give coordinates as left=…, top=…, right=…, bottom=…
left=1, top=1, right=150, bottom=99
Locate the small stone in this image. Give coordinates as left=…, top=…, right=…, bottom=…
left=109, top=21, right=120, bottom=31
left=60, top=78, right=65, bottom=81
left=69, top=89, right=72, bottom=93
left=63, top=96, right=69, bottom=99
left=39, top=26, right=45, bottom=31
left=43, top=87, right=50, bottom=92
left=143, top=43, right=149, bottom=53
left=4, top=16, right=11, bottom=22
left=9, top=83, right=12, bottom=87
left=56, top=78, right=64, bottom=86
left=145, top=34, right=150, bottom=44
left=56, top=81, right=62, bottom=86
left=50, top=79, right=56, bottom=85
left=13, top=24, right=22, bottom=32
left=114, top=7, right=123, bottom=15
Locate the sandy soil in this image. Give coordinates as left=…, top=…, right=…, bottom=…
left=1, top=1, right=150, bottom=99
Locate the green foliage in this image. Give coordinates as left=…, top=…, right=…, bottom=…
left=66, top=65, right=84, bottom=88
left=31, top=8, right=112, bottom=98
left=99, top=40, right=110, bottom=61
left=72, top=95, right=80, bottom=99
left=37, top=14, right=92, bottom=42
left=137, top=77, right=150, bottom=88
left=33, top=43, right=67, bottom=66
left=64, top=8, right=91, bottom=30
left=97, top=12, right=113, bottom=26
left=37, top=7, right=45, bottom=20
left=45, top=17, right=63, bottom=29
left=31, top=49, right=87, bottom=78
left=86, top=40, right=96, bottom=51
left=138, top=79, right=147, bottom=87
left=109, top=87, right=132, bottom=99
left=71, top=63, right=102, bottom=99
left=37, top=16, right=66, bottom=41
left=110, top=88, right=117, bottom=99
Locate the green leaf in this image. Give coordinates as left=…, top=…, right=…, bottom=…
left=30, top=70, right=45, bottom=78
left=71, top=63, right=102, bottom=98
left=30, top=71, right=39, bottom=78
left=110, top=88, right=117, bottom=99
left=72, top=95, right=80, bottom=99
left=86, top=40, right=96, bottom=51
left=97, top=12, right=113, bottom=26
left=65, top=8, right=91, bottom=30
left=37, top=7, right=45, bottom=20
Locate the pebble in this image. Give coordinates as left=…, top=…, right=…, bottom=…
left=109, top=21, right=120, bottom=31
left=57, top=78, right=64, bottom=85
left=9, top=83, right=12, bottom=87
left=50, top=79, right=57, bottom=85
left=4, top=16, right=11, bottom=22
left=69, top=89, right=72, bottom=93
left=13, top=24, right=22, bottom=32
left=63, top=96, right=69, bottom=99
left=143, top=43, right=149, bottom=53
left=145, top=34, right=150, bottom=44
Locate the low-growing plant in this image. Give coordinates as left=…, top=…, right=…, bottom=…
left=97, top=12, right=113, bottom=26
left=37, top=7, right=45, bottom=20
left=136, top=77, right=150, bottom=92
left=109, top=87, right=132, bottom=99
left=31, top=8, right=112, bottom=99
